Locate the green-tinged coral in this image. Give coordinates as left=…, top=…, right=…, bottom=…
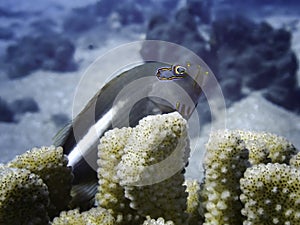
left=117, top=112, right=189, bottom=186
left=116, top=112, right=189, bottom=224
left=201, top=130, right=249, bottom=225
left=142, top=216, right=175, bottom=225
left=290, top=152, right=300, bottom=168
left=7, top=145, right=73, bottom=218
left=51, top=207, right=116, bottom=225
left=200, top=129, right=299, bottom=225
left=236, top=130, right=297, bottom=165
left=124, top=172, right=188, bottom=224
left=184, top=179, right=203, bottom=225
left=2, top=111, right=300, bottom=225
left=96, top=127, right=142, bottom=224
left=0, top=166, right=50, bottom=225
left=240, top=163, right=300, bottom=225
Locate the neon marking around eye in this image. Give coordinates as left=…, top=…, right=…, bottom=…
left=156, top=65, right=186, bottom=81
left=173, top=65, right=187, bottom=75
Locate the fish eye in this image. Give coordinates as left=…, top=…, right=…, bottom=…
left=174, top=65, right=187, bottom=75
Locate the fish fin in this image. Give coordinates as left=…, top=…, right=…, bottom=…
left=148, top=96, right=175, bottom=114
left=69, top=181, right=98, bottom=211
left=52, top=122, right=73, bottom=147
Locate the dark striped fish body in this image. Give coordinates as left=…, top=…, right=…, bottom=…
left=53, top=62, right=203, bottom=207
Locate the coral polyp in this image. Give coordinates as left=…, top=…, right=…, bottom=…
left=201, top=130, right=249, bottom=225
left=142, top=216, right=175, bottom=225
left=51, top=207, right=116, bottom=225
left=200, top=130, right=298, bottom=225
left=0, top=113, right=299, bottom=225
left=240, top=163, right=300, bottom=225
left=0, top=166, right=49, bottom=225
left=7, top=145, right=73, bottom=218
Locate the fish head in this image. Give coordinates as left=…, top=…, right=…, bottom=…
left=152, top=62, right=206, bottom=119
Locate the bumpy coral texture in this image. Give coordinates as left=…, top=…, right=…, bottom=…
left=51, top=207, right=116, bottom=225
left=202, top=130, right=249, bottom=225
left=142, top=216, right=175, bottom=225
left=184, top=179, right=203, bottom=225
left=236, top=130, right=297, bottom=165
left=7, top=146, right=73, bottom=218
left=0, top=166, right=49, bottom=225
left=290, top=152, right=300, bottom=168
left=117, top=112, right=189, bottom=186
left=116, top=112, right=189, bottom=224
left=96, top=127, right=142, bottom=224
left=2, top=111, right=299, bottom=225
left=240, top=163, right=300, bottom=225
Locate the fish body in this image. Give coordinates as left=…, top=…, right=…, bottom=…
left=53, top=62, right=203, bottom=207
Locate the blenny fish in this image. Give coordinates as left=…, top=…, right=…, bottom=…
left=53, top=62, right=204, bottom=207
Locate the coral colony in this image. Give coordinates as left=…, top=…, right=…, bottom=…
left=0, top=112, right=299, bottom=225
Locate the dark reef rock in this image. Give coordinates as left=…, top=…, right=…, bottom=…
left=0, top=97, right=14, bottom=123
left=211, top=16, right=299, bottom=113
left=10, top=97, right=39, bottom=115
left=275, top=51, right=298, bottom=77
left=212, top=17, right=297, bottom=84
left=142, top=8, right=211, bottom=64
left=144, top=8, right=299, bottom=114
left=220, top=78, right=244, bottom=106
left=0, top=27, right=14, bottom=40
left=93, top=0, right=178, bottom=22
left=186, top=0, right=212, bottom=23
left=0, top=7, right=24, bottom=18
left=63, top=0, right=145, bottom=34
left=263, top=86, right=300, bottom=113
left=114, top=4, right=144, bottom=25
left=0, top=97, right=42, bottom=123
left=63, top=8, right=98, bottom=33
left=30, top=19, right=57, bottom=35
left=211, top=17, right=256, bottom=52
left=147, top=16, right=167, bottom=31
left=175, top=8, right=198, bottom=31
left=145, top=8, right=202, bottom=44
left=4, top=34, right=77, bottom=79
left=94, top=0, right=119, bottom=17
left=263, top=73, right=300, bottom=113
